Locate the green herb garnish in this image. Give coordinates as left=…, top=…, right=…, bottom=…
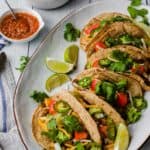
left=105, top=34, right=143, bottom=48
left=75, top=142, right=85, bottom=150
left=41, top=130, right=58, bottom=141
left=142, top=16, right=150, bottom=25
left=63, top=115, right=82, bottom=133
left=111, top=16, right=130, bottom=22
left=47, top=119, right=57, bottom=130
left=128, top=0, right=149, bottom=25
left=131, top=0, right=141, bottom=6
left=16, top=56, right=30, bottom=72
left=30, top=90, right=48, bottom=103
left=56, top=131, right=70, bottom=144
left=128, top=6, right=148, bottom=18
left=111, top=50, right=128, bottom=61
left=64, top=23, right=80, bottom=42
left=109, top=62, right=127, bottom=72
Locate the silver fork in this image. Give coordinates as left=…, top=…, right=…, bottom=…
left=145, top=0, right=149, bottom=5
left=0, top=144, right=3, bottom=150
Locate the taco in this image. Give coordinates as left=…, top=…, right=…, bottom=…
left=73, top=68, right=147, bottom=124
left=80, top=12, right=131, bottom=51
left=72, top=90, right=129, bottom=150
left=80, top=13, right=150, bottom=57
left=32, top=90, right=127, bottom=150
left=32, top=91, right=101, bottom=149
left=86, top=45, right=150, bottom=91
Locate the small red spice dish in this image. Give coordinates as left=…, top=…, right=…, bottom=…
left=0, top=8, right=44, bottom=43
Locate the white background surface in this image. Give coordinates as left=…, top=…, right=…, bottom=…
left=0, top=0, right=150, bottom=149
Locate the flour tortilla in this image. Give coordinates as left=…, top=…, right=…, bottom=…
left=87, top=45, right=150, bottom=91
left=73, top=90, right=125, bottom=125
left=80, top=12, right=131, bottom=51
left=73, top=68, right=143, bottom=97
left=32, top=90, right=101, bottom=149
left=86, top=21, right=150, bottom=56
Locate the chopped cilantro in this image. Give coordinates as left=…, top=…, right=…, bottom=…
left=16, top=56, right=30, bottom=72
left=30, top=90, right=48, bottom=103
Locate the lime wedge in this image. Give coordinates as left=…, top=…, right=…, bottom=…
left=64, top=45, right=79, bottom=66
left=114, top=123, right=129, bottom=150
left=46, top=73, right=70, bottom=92
left=46, top=58, right=74, bottom=73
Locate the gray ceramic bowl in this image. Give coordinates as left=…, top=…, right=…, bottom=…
left=27, top=0, right=69, bottom=9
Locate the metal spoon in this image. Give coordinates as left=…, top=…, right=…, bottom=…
left=0, top=52, right=7, bottom=73
left=4, top=0, right=17, bottom=20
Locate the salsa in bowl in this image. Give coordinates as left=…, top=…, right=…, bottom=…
left=0, top=8, right=44, bottom=43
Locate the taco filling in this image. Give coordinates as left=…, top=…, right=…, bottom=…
left=74, top=72, right=147, bottom=124
left=87, top=49, right=149, bottom=80
left=84, top=20, right=150, bottom=57
left=32, top=91, right=104, bottom=149
left=72, top=90, right=129, bottom=150
left=75, top=97, right=117, bottom=149
left=36, top=99, right=101, bottom=149
left=83, top=16, right=131, bottom=38
left=80, top=12, right=132, bottom=50
left=90, top=33, right=149, bottom=54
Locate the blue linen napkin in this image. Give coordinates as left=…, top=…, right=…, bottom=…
left=0, top=48, right=24, bottom=149
left=0, top=35, right=9, bottom=50
left=0, top=59, right=24, bottom=150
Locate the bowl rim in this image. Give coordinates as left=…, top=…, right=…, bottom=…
left=0, top=8, right=45, bottom=43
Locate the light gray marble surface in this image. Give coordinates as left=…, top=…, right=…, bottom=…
left=0, top=0, right=150, bottom=149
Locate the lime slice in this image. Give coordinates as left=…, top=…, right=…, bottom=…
left=46, top=58, right=74, bottom=73
left=64, top=45, right=79, bottom=66
left=46, top=73, right=70, bottom=92
left=114, top=123, right=129, bottom=150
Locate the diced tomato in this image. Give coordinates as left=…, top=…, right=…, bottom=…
left=131, top=65, right=145, bottom=74
left=84, top=23, right=100, bottom=35
left=94, top=42, right=106, bottom=51
left=92, top=59, right=99, bottom=67
left=131, top=67, right=136, bottom=73
left=91, top=79, right=99, bottom=91
left=99, top=125, right=107, bottom=137
left=74, top=131, right=88, bottom=140
left=117, top=92, right=128, bottom=107
left=138, top=65, right=145, bottom=73
left=48, top=99, right=56, bottom=115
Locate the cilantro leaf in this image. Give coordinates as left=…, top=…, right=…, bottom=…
left=141, top=16, right=150, bottom=25
left=16, top=56, right=30, bottom=72
left=128, top=6, right=148, bottom=18
left=131, top=0, right=141, bottom=6
left=63, top=115, right=82, bottom=133
left=30, top=90, right=48, bottom=103
left=138, top=8, right=148, bottom=17
left=47, top=119, right=57, bottom=130
left=64, top=23, right=80, bottom=42
left=128, top=6, right=138, bottom=18
left=41, top=130, right=58, bottom=141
